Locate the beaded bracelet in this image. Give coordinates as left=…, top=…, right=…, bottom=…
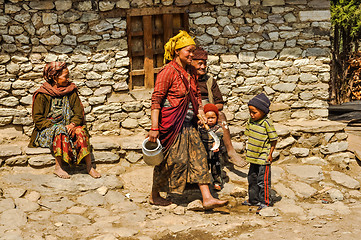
left=151, top=128, right=159, bottom=131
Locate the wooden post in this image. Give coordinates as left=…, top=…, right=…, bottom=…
left=143, top=16, right=154, bottom=88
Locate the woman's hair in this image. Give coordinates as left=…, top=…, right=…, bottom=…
left=43, top=62, right=67, bottom=84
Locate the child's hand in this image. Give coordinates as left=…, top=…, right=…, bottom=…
left=265, top=155, right=273, bottom=165
left=212, top=142, right=219, bottom=152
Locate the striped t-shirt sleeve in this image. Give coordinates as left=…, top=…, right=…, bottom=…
left=264, top=119, right=278, bottom=141
left=244, top=121, right=250, bottom=137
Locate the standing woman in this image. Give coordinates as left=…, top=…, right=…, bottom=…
left=148, top=31, right=228, bottom=209
left=29, top=62, right=101, bottom=179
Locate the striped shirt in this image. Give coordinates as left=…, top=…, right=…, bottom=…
left=244, top=117, right=278, bottom=165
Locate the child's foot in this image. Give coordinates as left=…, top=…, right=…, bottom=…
left=241, top=200, right=260, bottom=206
left=203, top=198, right=228, bottom=210
left=54, top=165, right=70, bottom=179
left=256, top=204, right=268, bottom=214
left=87, top=167, right=101, bottom=178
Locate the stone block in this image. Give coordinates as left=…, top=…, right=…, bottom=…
left=28, top=155, right=55, bottom=167
left=29, top=1, right=55, bottom=10
left=320, top=141, right=348, bottom=155
left=299, top=10, right=331, bottom=22
left=93, top=152, right=120, bottom=163
left=5, top=155, right=28, bottom=166
left=330, top=171, right=360, bottom=189
left=0, top=144, right=22, bottom=157
left=301, top=157, right=327, bottom=165
left=289, top=181, right=317, bottom=198
left=126, top=151, right=142, bottom=163
left=263, top=0, right=285, bottom=6
left=276, top=136, right=296, bottom=149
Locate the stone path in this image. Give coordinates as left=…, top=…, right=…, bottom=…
left=1, top=155, right=361, bottom=239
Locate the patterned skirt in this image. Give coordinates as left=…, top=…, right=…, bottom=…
left=36, top=124, right=91, bottom=165
left=152, top=124, right=211, bottom=194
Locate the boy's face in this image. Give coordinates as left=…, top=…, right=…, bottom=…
left=205, top=111, right=218, bottom=127
left=248, top=105, right=265, bottom=121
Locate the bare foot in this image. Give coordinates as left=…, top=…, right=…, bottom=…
left=149, top=193, right=172, bottom=206
left=203, top=198, right=228, bottom=210
left=87, top=167, right=101, bottom=178
left=54, top=165, right=70, bottom=179
left=228, top=151, right=248, bottom=167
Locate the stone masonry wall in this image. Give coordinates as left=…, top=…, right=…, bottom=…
left=0, top=0, right=331, bottom=137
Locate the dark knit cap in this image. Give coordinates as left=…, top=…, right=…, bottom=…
left=193, top=47, right=208, bottom=60
left=248, top=93, right=270, bottom=114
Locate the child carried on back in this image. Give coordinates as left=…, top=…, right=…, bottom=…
left=199, top=103, right=227, bottom=191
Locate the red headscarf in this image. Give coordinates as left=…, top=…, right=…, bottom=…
left=193, top=47, right=208, bottom=60
left=204, top=103, right=219, bottom=117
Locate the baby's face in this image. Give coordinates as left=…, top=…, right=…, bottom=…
left=205, top=111, right=218, bottom=127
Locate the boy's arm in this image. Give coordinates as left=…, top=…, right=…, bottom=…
left=266, top=140, right=277, bottom=164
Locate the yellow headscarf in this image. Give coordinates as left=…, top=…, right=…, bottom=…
left=163, top=30, right=196, bottom=64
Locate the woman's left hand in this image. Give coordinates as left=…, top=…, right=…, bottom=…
left=66, top=123, right=76, bottom=137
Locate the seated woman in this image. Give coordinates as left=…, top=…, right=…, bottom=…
left=148, top=31, right=228, bottom=209
left=29, top=62, right=101, bottom=179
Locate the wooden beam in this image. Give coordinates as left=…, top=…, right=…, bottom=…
left=126, top=15, right=133, bottom=89
left=126, top=4, right=214, bottom=16
left=163, top=14, right=173, bottom=47
left=143, top=15, right=154, bottom=89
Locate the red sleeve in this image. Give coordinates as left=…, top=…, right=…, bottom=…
left=151, top=66, right=174, bottom=110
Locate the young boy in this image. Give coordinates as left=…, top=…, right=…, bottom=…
left=199, top=103, right=227, bottom=191
left=243, top=93, right=278, bottom=213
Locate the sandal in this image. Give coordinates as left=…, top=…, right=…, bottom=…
left=242, top=200, right=259, bottom=206
left=213, top=184, right=222, bottom=191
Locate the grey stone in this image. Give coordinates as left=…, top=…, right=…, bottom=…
left=94, top=86, right=112, bottom=96
left=51, top=45, right=73, bottom=54
left=0, top=145, right=22, bottom=157
left=92, top=20, right=113, bottom=32
left=286, top=165, right=324, bottom=184
left=97, top=39, right=127, bottom=51
left=93, top=152, right=120, bottom=163
left=70, top=23, right=88, bottom=35
left=0, top=199, right=15, bottom=213
left=99, top=1, right=115, bottom=11
left=55, top=0, right=72, bottom=11
left=28, top=155, right=55, bottom=167
left=78, top=35, right=102, bottom=42
left=122, top=118, right=139, bottom=129
left=14, top=198, right=39, bottom=212
left=81, top=12, right=100, bottom=22
left=330, top=171, right=360, bottom=189
left=14, top=13, right=31, bottom=23
left=290, top=181, right=317, bottom=198
left=40, top=35, right=61, bottom=45
left=5, top=155, right=28, bottom=166
left=5, top=4, right=22, bottom=13
left=116, top=0, right=131, bottom=8
left=59, top=12, right=81, bottom=23
left=29, top=1, right=54, bottom=10
left=290, top=147, right=309, bottom=157
left=273, top=183, right=296, bottom=199
left=25, top=147, right=51, bottom=155
left=273, top=83, right=296, bottom=92
left=9, top=26, right=24, bottom=35
left=39, top=196, right=75, bottom=212
left=256, top=51, right=277, bottom=60
left=259, top=207, right=279, bottom=217
left=223, top=25, right=237, bottom=36
left=327, top=189, right=344, bottom=202
left=126, top=151, right=143, bottom=163
left=263, top=0, right=285, bottom=6
left=0, top=209, right=27, bottom=227
left=299, top=10, right=331, bottom=21
left=194, top=16, right=216, bottom=25
left=53, top=214, right=91, bottom=225
left=77, top=192, right=106, bottom=206
left=301, top=157, right=327, bottom=165
left=320, top=142, right=348, bottom=155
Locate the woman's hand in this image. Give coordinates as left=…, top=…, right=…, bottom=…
left=66, top=123, right=76, bottom=138
left=147, top=129, right=159, bottom=143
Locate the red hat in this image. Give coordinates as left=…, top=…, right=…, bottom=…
left=193, top=47, right=208, bottom=60
left=204, top=103, right=219, bottom=116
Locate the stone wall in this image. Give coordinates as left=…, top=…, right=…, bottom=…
left=0, top=0, right=332, bottom=137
